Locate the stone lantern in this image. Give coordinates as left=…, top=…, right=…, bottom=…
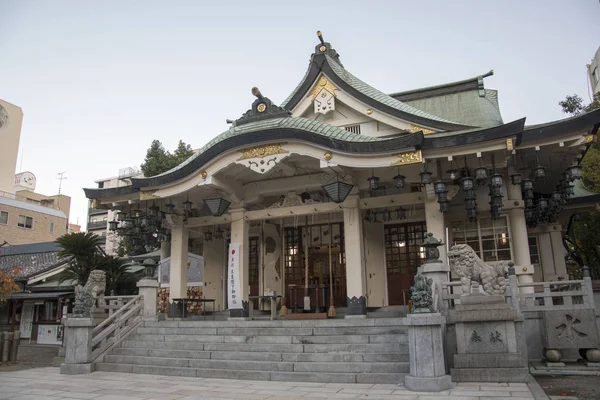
left=142, top=258, right=158, bottom=279
left=422, top=232, right=444, bottom=264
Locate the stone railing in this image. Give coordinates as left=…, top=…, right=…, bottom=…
left=94, top=295, right=138, bottom=316
left=517, top=279, right=592, bottom=312
left=91, top=294, right=143, bottom=360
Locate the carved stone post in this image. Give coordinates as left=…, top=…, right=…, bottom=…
left=419, top=233, right=450, bottom=312
left=404, top=272, right=452, bottom=391
left=507, top=262, right=520, bottom=313
left=60, top=318, right=94, bottom=374
left=137, top=278, right=159, bottom=321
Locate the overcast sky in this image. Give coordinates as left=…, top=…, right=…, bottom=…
left=1, top=0, right=599, bottom=230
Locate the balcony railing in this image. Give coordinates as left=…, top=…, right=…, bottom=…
left=88, top=208, right=108, bottom=216
left=88, top=221, right=108, bottom=230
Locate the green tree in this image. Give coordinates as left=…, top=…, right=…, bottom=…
left=96, top=256, right=138, bottom=295
left=57, top=232, right=105, bottom=286
left=559, top=93, right=600, bottom=193
left=140, top=139, right=195, bottom=177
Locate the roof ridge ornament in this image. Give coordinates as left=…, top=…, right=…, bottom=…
left=314, top=30, right=343, bottom=66
left=234, top=87, right=291, bottom=126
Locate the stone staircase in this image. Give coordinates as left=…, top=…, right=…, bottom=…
left=96, top=317, right=409, bottom=383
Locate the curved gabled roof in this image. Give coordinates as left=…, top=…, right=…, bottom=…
left=281, top=48, right=472, bottom=132
left=522, top=108, right=600, bottom=143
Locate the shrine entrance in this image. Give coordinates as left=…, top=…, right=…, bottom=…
left=384, top=221, right=427, bottom=305
left=284, top=222, right=346, bottom=312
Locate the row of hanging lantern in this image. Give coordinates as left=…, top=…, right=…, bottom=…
left=202, top=225, right=231, bottom=242
left=110, top=202, right=170, bottom=251
left=521, top=149, right=582, bottom=228
left=364, top=206, right=407, bottom=223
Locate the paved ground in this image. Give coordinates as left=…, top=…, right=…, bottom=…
left=0, top=367, right=536, bottom=400
left=535, top=375, right=600, bottom=400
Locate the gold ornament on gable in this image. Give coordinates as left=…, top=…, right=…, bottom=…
left=506, top=138, right=514, bottom=151
left=323, top=151, right=333, bottom=161
left=310, top=76, right=338, bottom=100
left=583, top=134, right=596, bottom=144
left=408, top=125, right=435, bottom=135
left=140, top=190, right=158, bottom=201
left=390, top=150, right=423, bottom=166
left=200, top=170, right=208, bottom=179
left=238, top=143, right=289, bottom=160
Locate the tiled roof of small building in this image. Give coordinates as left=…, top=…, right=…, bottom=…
left=0, top=242, right=69, bottom=280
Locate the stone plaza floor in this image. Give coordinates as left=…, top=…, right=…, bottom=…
left=0, top=367, right=540, bottom=400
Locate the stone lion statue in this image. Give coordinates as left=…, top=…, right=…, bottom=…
left=448, top=244, right=508, bottom=295
left=73, top=270, right=106, bottom=318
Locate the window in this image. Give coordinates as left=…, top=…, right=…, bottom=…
left=17, top=215, right=33, bottom=229
left=344, top=124, right=361, bottom=134
left=451, top=217, right=511, bottom=262
left=98, top=182, right=104, bottom=189
left=101, top=231, right=106, bottom=237
left=528, top=236, right=540, bottom=265
left=92, top=218, right=97, bottom=223
left=49, top=221, right=55, bottom=233
left=0, top=211, right=7, bottom=225
left=103, top=217, right=108, bottom=222
left=593, top=67, right=599, bottom=83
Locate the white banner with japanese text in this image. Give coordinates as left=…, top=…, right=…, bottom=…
left=227, top=242, right=242, bottom=309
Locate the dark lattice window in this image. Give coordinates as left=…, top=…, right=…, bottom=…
left=249, top=237, right=259, bottom=285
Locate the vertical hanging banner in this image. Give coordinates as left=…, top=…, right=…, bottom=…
left=228, top=242, right=242, bottom=309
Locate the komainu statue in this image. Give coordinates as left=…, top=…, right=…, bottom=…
left=448, top=244, right=508, bottom=295
left=73, top=270, right=106, bottom=318
left=411, top=272, right=434, bottom=313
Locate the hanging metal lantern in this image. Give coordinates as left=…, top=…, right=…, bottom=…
left=490, top=196, right=503, bottom=207
left=166, top=202, right=176, bottom=214
left=204, top=230, right=213, bottom=242
left=434, top=181, right=447, bottom=194
left=465, top=198, right=477, bottom=209
left=522, top=179, right=534, bottom=191
left=204, top=197, right=231, bottom=217
left=532, top=165, right=546, bottom=180
left=510, top=172, right=522, bottom=186
left=419, top=165, right=433, bottom=186
left=538, top=198, right=549, bottom=210
left=383, top=209, right=392, bottom=222
left=367, top=170, right=380, bottom=190
left=322, top=180, right=354, bottom=204
left=215, top=228, right=224, bottom=240
left=489, top=186, right=503, bottom=197
left=490, top=173, right=503, bottom=188
left=475, top=166, right=488, bottom=185
left=464, top=189, right=476, bottom=200
left=461, top=176, right=475, bottom=191
left=393, top=174, right=406, bottom=189
left=368, top=210, right=377, bottom=223
left=552, top=191, right=562, bottom=203
left=122, top=217, right=134, bottom=230
left=525, top=208, right=535, bottom=220
left=467, top=208, right=477, bottom=221
left=523, top=189, right=534, bottom=200
left=437, top=191, right=448, bottom=203
left=396, top=207, right=407, bottom=220
left=183, top=200, right=194, bottom=213
left=132, top=209, right=143, bottom=218
left=116, top=211, right=127, bottom=222
left=108, top=219, right=119, bottom=231
left=140, top=215, right=150, bottom=229
left=133, top=225, right=142, bottom=235
left=447, top=169, right=459, bottom=181
left=439, top=201, right=449, bottom=213
left=565, top=184, right=575, bottom=196
left=566, top=165, right=582, bottom=181
left=525, top=198, right=535, bottom=208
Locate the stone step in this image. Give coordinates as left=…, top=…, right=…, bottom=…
left=127, top=333, right=406, bottom=344
left=111, top=347, right=409, bottom=362
left=144, top=317, right=406, bottom=329
left=102, top=355, right=409, bottom=373
left=135, top=325, right=407, bottom=336
left=95, top=362, right=406, bottom=384
left=119, top=339, right=406, bottom=353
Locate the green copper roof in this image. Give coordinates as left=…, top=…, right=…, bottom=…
left=146, top=117, right=389, bottom=180
left=281, top=54, right=465, bottom=127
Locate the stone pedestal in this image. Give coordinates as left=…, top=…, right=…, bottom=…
left=137, top=278, right=159, bottom=321
left=449, top=295, right=528, bottom=382
left=404, top=313, right=452, bottom=392
left=419, top=262, right=450, bottom=312
left=60, top=318, right=95, bottom=375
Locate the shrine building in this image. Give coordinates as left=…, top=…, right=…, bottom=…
left=84, top=32, right=600, bottom=318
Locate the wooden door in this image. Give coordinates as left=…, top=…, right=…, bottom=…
left=385, top=222, right=427, bottom=305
